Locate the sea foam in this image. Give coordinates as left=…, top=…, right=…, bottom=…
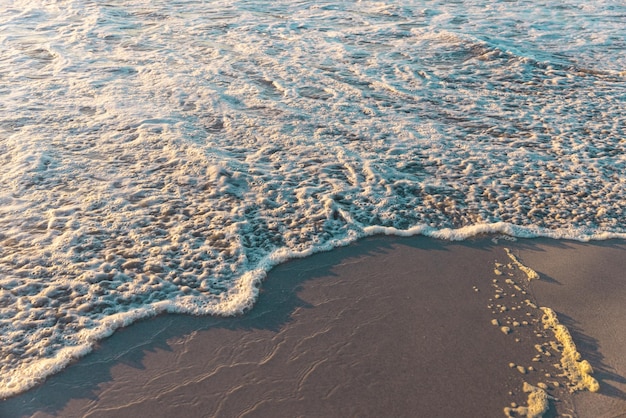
left=1, top=0, right=625, bottom=398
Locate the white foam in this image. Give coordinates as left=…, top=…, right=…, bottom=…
left=1, top=0, right=625, bottom=399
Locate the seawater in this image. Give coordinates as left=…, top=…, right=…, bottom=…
left=0, top=0, right=624, bottom=398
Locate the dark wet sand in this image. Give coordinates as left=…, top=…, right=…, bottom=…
left=1, top=236, right=625, bottom=418
left=518, top=239, right=626, bottom=418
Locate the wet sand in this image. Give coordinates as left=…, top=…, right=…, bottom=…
left=1, top=236, right=625, bottom=417
left=518, top=239, right=626, bottom=417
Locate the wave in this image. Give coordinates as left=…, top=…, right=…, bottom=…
left=1, top=0, right=625, bottom=401
left=2, top=220, right=625, bottom=399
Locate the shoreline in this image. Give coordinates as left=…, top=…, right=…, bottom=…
left=2, top=226, right=625, bottom=401
left=1, top=235, right=625, bottom=417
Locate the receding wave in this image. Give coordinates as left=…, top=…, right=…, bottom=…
left=1, top=0, right=625, bottom=398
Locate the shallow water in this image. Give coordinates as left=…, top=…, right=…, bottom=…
left=0, top=0, right=625, bottom=397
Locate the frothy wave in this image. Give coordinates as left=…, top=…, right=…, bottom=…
left=2, top=222, right=626, bottom=398
left=1, top=0, right=625, bottom=399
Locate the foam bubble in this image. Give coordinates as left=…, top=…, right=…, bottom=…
left=1, top=0, right=625, bottom=399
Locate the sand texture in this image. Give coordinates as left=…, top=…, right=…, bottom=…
left=1, top=236, right=624, bottom=417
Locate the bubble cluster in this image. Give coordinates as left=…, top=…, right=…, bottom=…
left=0, top=0, right=625, bottom=398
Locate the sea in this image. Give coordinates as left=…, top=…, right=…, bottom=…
left=0, top=0, right=624, bottom=398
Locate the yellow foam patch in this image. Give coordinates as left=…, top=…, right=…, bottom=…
left=504, top=248, right=540, bottom=280
left=503, top=382, right=550, bottom=418
left=540, top=307, right=599, bottom=393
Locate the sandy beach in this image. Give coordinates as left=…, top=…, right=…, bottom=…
left=1, top=235, right=625, bottom=418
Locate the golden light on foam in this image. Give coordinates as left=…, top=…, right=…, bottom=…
left=504, top=248, right=540, bottom=281
left=540, top=307, right=600, bottom=393
left=503, top=382, right=551, bottom=418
